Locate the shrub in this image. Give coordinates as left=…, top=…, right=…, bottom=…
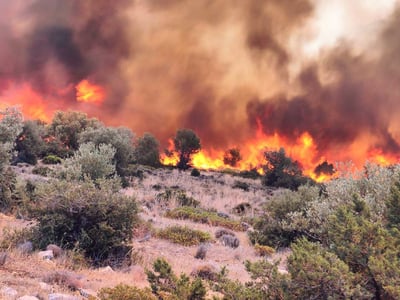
left=219, top=234, right=239, bottom=248
left=262, top=148, right=312, bottom=190
left=157, top=226, right=211, bottom=246
left=232, top=181, right=249, bottom=191
left=165, top=206, right=245, bottom=231
left=15, top=120, right=46, bottom=165
left=191, top=264, right=219, bottom=281
left=156, top=189, right=200, bottom=208
left=146, top=258, right=206, bottom=299
left=32, top=166, right=51, bottom=176
left=223, top=148, right=242, bottom=167
left=191, top=168, right=201, bottom=177
left=254, top=244, right=275, bottom=256
left=195, top=244, right=207, bottom=260
left=61, top=142, right=116, bottom=181
left=98, top=284, right=156, bottom=300
left=31, top=179, right=138, bottom=266
left=215, top=229, right=235, bottom=239
left=42, top=155, right=62, bottom=164
left=79, top=126, right=134, bottom=176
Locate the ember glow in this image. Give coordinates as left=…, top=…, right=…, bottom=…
left=1, top=0, right=400, bottom=181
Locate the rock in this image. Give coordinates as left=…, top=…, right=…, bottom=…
left=241, top=222, right=251, bottom=230
left=78, top=288, right=96, bottom=298
left=98, top=265, right=114, bottom=273
left=38, top=250, right=54, bottom=260
left=17, top=296, right=40, bottom=300
left=1, top=286, right=18, bottom=299
left=46, top=244, right=63, bottom=258
left=17, top=241, right=33, bottom=254
left=48, top=293, right=80, bottom=300
left=217, top=212, right=230, bottom=219
left=0, top=251, right=7, bottom=266
left=38, top=282, right=52, bottom=291
left=219, top=234, right=240, bottom=248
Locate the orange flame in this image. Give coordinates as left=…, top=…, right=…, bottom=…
left=161, top=125, right=399, bottom=182
left=76, top=80, right=105, bottom=104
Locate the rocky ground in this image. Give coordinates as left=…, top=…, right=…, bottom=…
left=0, top=167, right=289, bottom=299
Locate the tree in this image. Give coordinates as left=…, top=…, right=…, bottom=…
left=262, top=148, right=310, bottom=190
left=134, top=133, right=160, bottom=167
left=223, top=148, right=242, bottom=167
left=79, top=126, right=135, bottom=176
left=0, top=107, right=23, bottom=211
left=15, top=120, right=45, bottom=165
left=173, top=129, right=201, bottom=170
left=49, top=111, right=101, bottom=150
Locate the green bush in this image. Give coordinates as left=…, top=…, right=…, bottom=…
left=98, top=284, right=156, bottom=300
left=134, top=133, right=160, bottom=167
left=165, top=206, right=245, bottom=231
left=156, top=189, right=200, bottom=208
left=31, top=179, right=138, bottom=266
left=42, top=155, right=62, bottom=164
left=191, top=168, right=201, bottom=177
left=146, top=258, right=206, bottom=299
left=157, top=226, right=211, bottom=246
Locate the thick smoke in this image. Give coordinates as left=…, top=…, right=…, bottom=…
left=1, top=0, right=400, bottom=163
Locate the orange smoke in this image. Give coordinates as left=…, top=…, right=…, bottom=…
left=0, top=83, right=51, bottom=122
left=76, top=80, right=105, bottom=105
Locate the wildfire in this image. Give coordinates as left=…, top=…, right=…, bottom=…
left=161, top=128, right=399, bottom=182
left=76, top=80, right=105, bottom=104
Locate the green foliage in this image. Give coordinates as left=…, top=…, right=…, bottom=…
left=31, top=179, right=138, bottom=265
left=191, top=168, right=201, bottom=177
left=262, top=148, right=311, bottom=190
left=79, top=126, right=134, bottom=176
left=387, top=181, right=400, bottom=229
left=0, top=167, right=17, bottom=212
left=157, top=226, right=211, bottom=246
left=134, top=133, right=160, bottom=167
left=61, top=142, right=116, bottom=181
left=42, top=154, right=62, bottom=164
left=223, top=148, right=242, bottom=167
left=249, top=185, right=321, bottom=247
left=165, top=206, right=245, bottom=231
left=98, top=284, right=156, bottom=300
left=15, top=120, right=45, bottom=165
left=0, top=106, right=23, bottom=168
left=49, top=111, right=100, bottom=150
left=287, top=238, right=364, bottom=299
left=146, top=258, right=206, bottom=300
left=173, top=129, right=201, bottom=170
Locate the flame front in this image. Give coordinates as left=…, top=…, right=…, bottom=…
left=76, top=80, right=105, bottom=105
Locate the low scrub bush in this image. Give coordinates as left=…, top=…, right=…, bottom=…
left=98, top=284, right=156, bottom=300
left=146, top=258, right=207, bottom=299
left=42, top=154, right=62, bottom=164
left=191, top=168, right=201, bottom=177
left=30, top=179, right=139, bottom=266
left=156, top=189, right=200, bottom=208
left=254, top=244, right=275, bottom=256
left=232, top=180, right=250, bottom=191
left=32, top=166, right=51, bottom=176
left=157, top=226, right=211, bottom=246
left=165, top=206, right=245, bottom=231
left=219, top=234, right=240, bottom=248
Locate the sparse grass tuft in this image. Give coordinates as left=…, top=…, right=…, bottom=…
left=254, top=244, right=275, bottom=256
left=157, top=225, right=212, bottom=246
left=98, top=284, right=156, bottom=300
left=165, top=206, right=245, bottom=231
